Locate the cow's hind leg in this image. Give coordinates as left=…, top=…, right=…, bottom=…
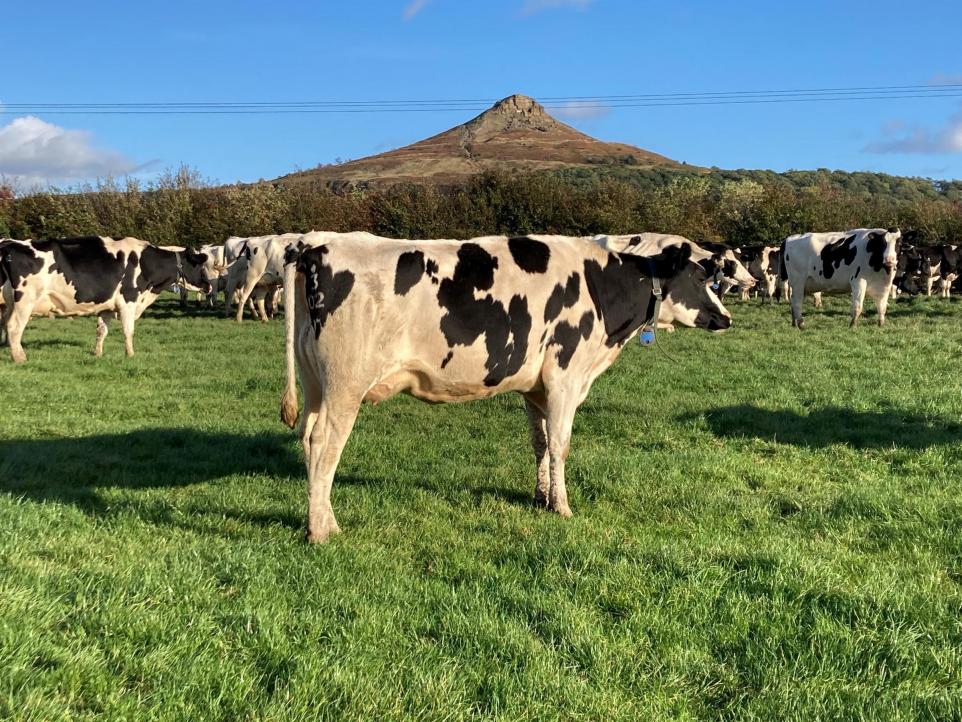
left=6, top=301, right=32, bottom=364
left=301, top=385, right=361, bottom=543
left=543, top=390, right=581, bottom=518
left=523, top=395, right=550, bottom=508
left=93, top=312, right=112, bottom=357
left=118, top=306, right=137, bottom=357
left=0, top=303, right=10, bottom=346
left=789, top=282, right=805, bottom=329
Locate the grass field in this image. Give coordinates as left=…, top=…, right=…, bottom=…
left=1, top=293, right=962, bottom=721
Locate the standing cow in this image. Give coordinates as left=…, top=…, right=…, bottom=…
left=781, top=228, right=900, bottom=329
left=738, top=245, right=781, bottom=301
left=228, top=231, right=381, bottom=322
left=0, top=237, right=212, bottom=363
left=597, top=234, right=756, bottom=295
left=279, top=234, right=732, bottom=542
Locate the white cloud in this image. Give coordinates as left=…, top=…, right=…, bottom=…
left=521, top=0, right=594, bottom=15
left=551, top=101, right=610, bottom=121
left=864, top=108, right=962, bottom=154
left=403, top=0, right=431, bottom=20
left=0, top=116, right=138, bottom=186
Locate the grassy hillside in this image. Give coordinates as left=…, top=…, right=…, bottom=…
left=2, top=295, right=962, bottom=720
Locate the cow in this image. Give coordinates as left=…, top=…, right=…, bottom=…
left=596, top=234, right=756, bottom=297
left=913, top=246, right=946, bottom=297
left=279, top=234, right=732, bottom=542
left=225, top=233, right=299, bottom=321
left=890, top=242, right=921, bottom=299
left=781, top=228, right=900, bottom=329
left=939, top=245, right=961, bottom=297
left=228, top=231, right=380, bottom=322
left=738, top=245, right=781, bottom=301
left=197, top=243, right=230, bottom=307
left=0, top=236, right=213, bottom=363
left=697, top=241, right=758, bottom=297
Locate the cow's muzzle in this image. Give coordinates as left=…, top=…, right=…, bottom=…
left=706, top=314, right=732, bottom=333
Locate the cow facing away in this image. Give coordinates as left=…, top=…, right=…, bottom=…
left=781, top=228, right=900, bottom=329
left=280, top=234, right=732, bottom=542
left=0, top=237, right=212, bottom=363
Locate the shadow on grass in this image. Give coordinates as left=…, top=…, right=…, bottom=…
left=0, top=427, right=302, bottom=511
left=686, top=405, right=962, bottom=449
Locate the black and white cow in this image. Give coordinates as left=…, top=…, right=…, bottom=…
left=939, top=245, right=962, bottom=297
left=597, top=234, right=756, bottom=297
left=738, top=245, right=781, bottom=301
left=279, top=234, right=732, bottom=542
left=0, top=237, right=212, bottom=363
left=697, top=241, right=758, bottom=296
left=781, top=228, right=900, bottom=328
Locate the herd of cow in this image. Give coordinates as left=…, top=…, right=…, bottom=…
left=0, top=227, right=951, bottom=541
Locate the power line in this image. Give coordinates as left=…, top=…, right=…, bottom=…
left=2, top=84, right=961, bottom=115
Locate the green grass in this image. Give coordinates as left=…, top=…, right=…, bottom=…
left=1, top=294, right=962, bottom=721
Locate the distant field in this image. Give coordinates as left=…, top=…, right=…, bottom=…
left=1, top=294, right=961, bottom=721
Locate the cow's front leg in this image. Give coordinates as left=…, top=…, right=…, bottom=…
left=524, top=396, right=550, bottom=507
left=850, top=278, right=868, bottom=327
left=870, top=283, right=891, bottom=326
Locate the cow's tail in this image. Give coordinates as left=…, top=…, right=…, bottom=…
left=280, top=251, right=300, bottom=430
left=0, top=241, right=10, bottom=288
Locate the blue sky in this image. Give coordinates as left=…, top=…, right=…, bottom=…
left=3, top=0, right=962, bottom=187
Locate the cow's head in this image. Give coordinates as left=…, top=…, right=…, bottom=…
left=701, top=241, right=756, bottom=288
left=180, top=248, right=213, bottom=294
left=647, top=247, right=732, bottom=332
left=882, top=228, right=902, bottom=272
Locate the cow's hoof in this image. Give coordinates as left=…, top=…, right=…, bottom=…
left=532, top=491, right=549, bottom=508
left=305, top=523, right=341, bottom=544
left=11, top=355, right=26, bottom=365
left=550, top=504, right=573, bottom=518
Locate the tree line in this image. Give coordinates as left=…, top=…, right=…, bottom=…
left=1, top=165, right=960, bottom=248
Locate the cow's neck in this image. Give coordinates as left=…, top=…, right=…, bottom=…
left=583, top=254, right=655, bottom=348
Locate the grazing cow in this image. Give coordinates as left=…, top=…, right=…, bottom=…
left=781, top=228, right=900, bottom=328
left=279, top=234, right=732, bottom=542
left=0, top=237, right=212, bottom=363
